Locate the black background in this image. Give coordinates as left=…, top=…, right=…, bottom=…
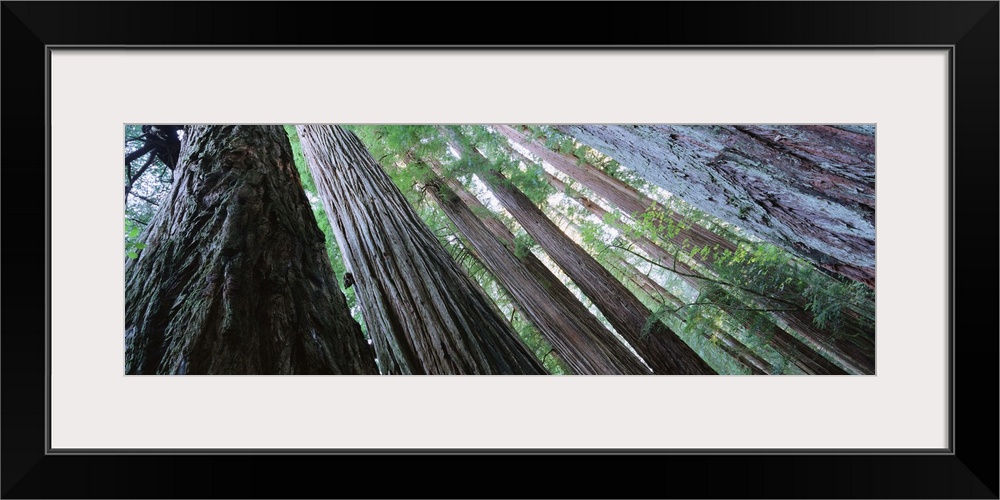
left=2, top=2, right=997, bottom=498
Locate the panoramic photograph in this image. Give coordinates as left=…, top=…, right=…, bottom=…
left=124, top=124, right=876, bottom=375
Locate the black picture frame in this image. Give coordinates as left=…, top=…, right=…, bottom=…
left=2, top=2, right=996, bottom=498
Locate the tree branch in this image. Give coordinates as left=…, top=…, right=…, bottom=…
left=610, top=241, right=803, bottom=310
left=125, top=151, right=158, bottom=198
left=124, top=142, right=156, bottom=165
left=130, top=192, right=161, bottom=207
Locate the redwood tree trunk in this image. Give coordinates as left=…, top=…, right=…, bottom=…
left=295, top=125, right=545, bottom=375
left=555, top=125, right=876, bottom=288
left=125, top=125, right=378, bottom=375
left=622, top=265, right=774, bottom=375
left=498, top=125, right=735, bottom=259
left=521, top=127, right=873, bottom=373
left=424, top=168, right=651, bottom=375
left=544, top=172, right=851, bottom=375
left=565, top=212, right=774, bottom=376
left=443, top=132, right=716, bottom=375
left=504, top=131, right=875, bottom=360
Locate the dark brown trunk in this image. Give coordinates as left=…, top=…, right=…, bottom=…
left=296, top=125, right=546, bottom=375
left=546, top=199, right=775, bottom=376
left=442, top=132, right=716, bottom=375
left=424, top=166, right=651, bottom=375
left=554, top=125, right=876, bottom=288
left=544, top=173, right=851, bottom=375
left=450, top=239, right=565, bottom=374
left=509, top=131, right=870, bottom=374
left=619, top=261, right=773, bottom=375
left=125, top=125, right=378, bottom=375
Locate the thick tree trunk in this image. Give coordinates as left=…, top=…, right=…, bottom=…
left=449, top=238, right=564, bottom=374
left=832, top=125, right=875, bottom=136
left=544, top=173, right=852, bottom=375
left=295, top=125, right=545, bottom=375
left=424, top=166, right=651, bottom=375
left=454, top=245, right=573, bottom=375
left=498, top=125, right=735, bottom=260
left=442, top=134, right=715, bottom=375
left=544, top=192, right=775, bottom=376
left=125, top=125, right=378, bottom=375
left=514, top=127, right=873, bottom=373
left=623, top=266, right=773, bottom=375
left=555, top=125, right=876, bottom=289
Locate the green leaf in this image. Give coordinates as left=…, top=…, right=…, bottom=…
left=128, top=226, right=140, bottom=238
left=127, top=251, right=138, bottom=259
left=135, top=243, right=146, bottom=249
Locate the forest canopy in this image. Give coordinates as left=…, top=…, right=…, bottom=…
left=123, top=124, right=876, bottom=375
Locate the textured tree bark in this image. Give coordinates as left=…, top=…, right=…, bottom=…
left=442, top=134, right=716, bottom=375
left=832, top=125, right=875, bottom=136
left=296, top=125, right=546, bottom=375
left=497, top=125, right=735, bottom=261
left=543, top=191, right=775, bottom=376
left=623, top=266, right=773, bottom=375
left=424, top=167, right=651, bottom=375
left=554, top=125, right=876, bottom=289
left=453, top=245, right=572, bottom=375
left=512, top=127, right=873, bottom=373
left=544, top=173, right=851, bottom=375
left=125, top=125, right=378, bottom=375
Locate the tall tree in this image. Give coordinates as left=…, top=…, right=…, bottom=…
left=295, top=125, right=546, bottom=375
left=613, top=254, right=775, bottom=375
left=545, top=203, right=771, bottom=375
left=542, top=171, right=852, bottom=375
left=125, top=125, right=378, bottom=375
left=442, top=127, right=716, bottom=375
left=421, top=161, right=651, bottom=375
left=497, top=125, right=735, bottom=260
left=437, top=223, right=571, bottom=375
left=509, top=128, right=873, bottom=374
left=555, top=125, right=876, bottom=288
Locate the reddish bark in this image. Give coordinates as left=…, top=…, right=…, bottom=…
left=442, top=130, right=716, bottom=375
left=424, top=167, right=651, bottom=375
left=543, top=172, right=853, bottom=375
left=296, top=125, right=546, bottom=375
left=506, top=127, right=872, bottom=374
left=554, top=125, right=876, bottom=289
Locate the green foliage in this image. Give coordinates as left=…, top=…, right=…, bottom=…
left=639, top=304, right=672, bottom=338
left=443, top=125, right=555, bottom=206
left=467, top=200, right=496, bottom=221
left=349, top=125, right=452, bottom=207
left=525, top=125, right=653, bottom=192
left=549, top=179, right=825, bottom=374
left=710, top=243, right=876, bottom=338
left=350, top=125, right=447, bottom=172
left=512, top=233, right=537, bottom=259
left=283, top=125, right=317, bottom=192
left=124, top=218, right=145, bottom=259
left=805, top=278, right=875, bottom=331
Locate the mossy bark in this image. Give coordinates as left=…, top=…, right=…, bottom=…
left=125, top=125, right=377, bottom=375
